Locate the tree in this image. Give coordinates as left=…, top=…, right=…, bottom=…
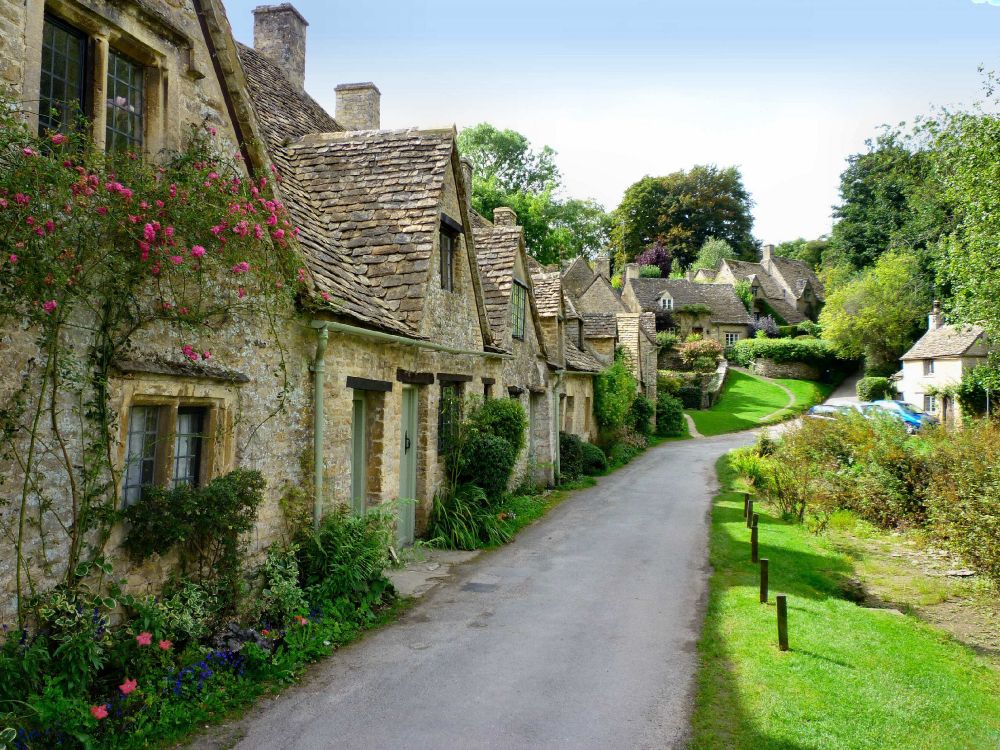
left=819, top=250, right=932, bottom=373
left=634, top=241, right=673, bottom=277
left=458, top=124, right=611, bottom=264
left=774, top=237, right=831, bottom=270
left=612, top=165, right=757, bottom=270
left=693, top=237, right=737, bottom=271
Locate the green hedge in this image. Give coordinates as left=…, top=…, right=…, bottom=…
left=559, top=431, right=584, bottom=480
left=580, top=442, right=608, bottom=474
left=857, top=376, right=892, bottom=402
left=725, top=337, right=840, bottom=368
left=655, top=394, right=685, bottom=436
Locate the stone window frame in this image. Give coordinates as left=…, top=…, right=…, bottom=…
left=725, top=331, right=741, bottom=346
left=923, top=359, right=935, bottom=376
left=25, top=1, right=169, bottom=155
left=660, top=295, right=674, bottom=311
left=118, top=393, right=230, bottom=507
left=511, top=280, right=528, bottom=341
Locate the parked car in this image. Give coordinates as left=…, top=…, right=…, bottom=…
left=805, top=404, right=857, bottom=421
left=868, top=399, right=939, bottom=433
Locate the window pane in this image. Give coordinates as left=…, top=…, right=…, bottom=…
left=106, top=49, right=144, bottom=151
left=511, top=282, right=526, bottom=340
left=39, top=16, right=86, bottom=135
left=440, top=232, right=453, bottom=291
left=123, top=406, right=159, bottom=505
left=173, top=408, right=205, bottom=488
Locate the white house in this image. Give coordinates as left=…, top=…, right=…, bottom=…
left=897, top=303, right=989, bottom=425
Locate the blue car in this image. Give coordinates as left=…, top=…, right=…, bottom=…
left=869, top=400, right=939, bottom=433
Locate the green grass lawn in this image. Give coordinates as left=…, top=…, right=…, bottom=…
left=692, top=455, right=1000, bottom=750
left=687, top=370, right=791, bottom=436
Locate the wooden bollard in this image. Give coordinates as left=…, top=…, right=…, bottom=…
left=743, top=492, right=750, bottom=519
left=759, top=559, right=769, bottom=603
left=777, top=594, right=789, bottom=651
left=751, top=520, right=759, bottom=563
left=746, top=499, right=754, bottom=528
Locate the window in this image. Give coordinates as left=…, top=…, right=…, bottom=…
left=923, top=359, right=935, bottom=376
left=172, top=407, right=206, bottom=488
left=563, top=395, right=575, bottom=432
left=484, top=382, right=493, bottom=400
left=351, top=394, right=366, bottom=514
left=105, top=49, right=144, bottom=151
left=577, top=320, right=584, bottom=349
left=39, top=15, right=87, bottom=135
left=511, top=281, right=527, bottom=340
left=924, top=394, right=937, bottom=414
left=440, top=230, right=456, bottom=291
left=660, top=296, right=674, bottom=310
left=438, top=383, right=462, bottom=453
left=725, top=332, right=741, bottom=346
left=122, top=406, right=159, bottom=504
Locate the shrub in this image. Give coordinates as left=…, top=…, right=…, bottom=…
left=655, top=394, right=685, bottom=436
left=751, top=315, right=780, bottom=338
left=734, top=279, right=753, bottom=312
left=559, top=431, right=584, bottom=480
left=607, top=429, right=647, bottom=467
left=580, top=442, right=608, bottom=474
left=457, top=431, right=517, bottom=502
left=657, top=369, right=686, bottom=394
left=677, top=338, right=723, bottom=372
left=259, top=545, right=309, bottom=627
left=678, top=383, right=703, bottom=409
left=777, top=324, right=799, bottom=338
left=634, top=241, right=673, bottom=277
left=797, top=321, right=822, bottom=337
left=955, top=358, right=1000, bottom=417
left=630, top=394, right=655, bottom=435
left=427, top=484, right=512, bottom=550
left=726, top=337, right=840, bottom=368
left=611, top=273, right=623, bottom=289
left=296, top=506, right=395, bottom=608
left=656, top=331, right=680, bottom=350
left=594, top=349, right=638, bottom=430
left=638, top=264, right=662, bottom=278
left=857, top=376, right=892, bottom=402
left=469, top=397, right=527, bottom=457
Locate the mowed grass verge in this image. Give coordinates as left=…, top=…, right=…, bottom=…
left=687, top=369, right=790, bottom=436
left=692, top=454, right=1000, bottom=750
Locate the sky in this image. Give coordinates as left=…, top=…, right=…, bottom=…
left=225, top=0, right=1000, bottom=245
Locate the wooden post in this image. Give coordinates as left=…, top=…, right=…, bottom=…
left=759, top=559, right=769, bottom=603
left=746, top=499, right=754, bottom=528
left=743, top=492, right=750, bottom=519
left=751, top=521, right=759, bottom=563
left=777, top=594, right=789, bottom=651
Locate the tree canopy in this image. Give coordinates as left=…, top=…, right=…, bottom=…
left=457, top=123, right=610, bottom=265
left=773, top=237, right=831, bottom=270
left=693, top=237, right=738, bottom=271
left=611, top=165, right=757, bottom=271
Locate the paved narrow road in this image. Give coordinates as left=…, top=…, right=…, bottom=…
left=205, top=432, right=754, bottom=750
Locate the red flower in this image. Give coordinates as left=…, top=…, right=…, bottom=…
left=89, top=704, right=108, bottom=720
left=119, top=678, right=138, bottom=695
left=50, top=133, right=68, bottom=145
left=135, top=631, right=152, bottom=646
left=42, top=300, right=57, bottom=314
left=158, top=639, right=172, bottom=651
left=294, top=615, right=309, bottom=626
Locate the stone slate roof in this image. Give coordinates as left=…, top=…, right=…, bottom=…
left=236, top=43, right=340, bottom=152
left=582, top=312, right=617, bottom=339
left=564, top=336, right=603, bottom=372
left=562, top=256, right=595, bottom=298
left=770, top=256, right=825, bottom=300
left=639, top=312, right=657, bottom=343
left=530, top=271, right=562, bottom=318
left=720, top=259, right=806, bottom=323
left=279, top=128, right=462, bottom=332
left=901, top=324, right=986, bottom=361
left=473, top=224, right=522, bottom=338
left=627, top=278, right=753, bottom=325
left=562, top=291, right=580, bottom=320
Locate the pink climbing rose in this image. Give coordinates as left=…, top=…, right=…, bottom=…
left=119, top=678, right=138, bottom=695
left=50, top=133, right=68, bottom=145
left=89, top=705, right=108, bottom=720
left=42, top=300, right=57, bottom=314
left=158, top=639, right=172, bottom=651
left=135, top=632, right=152, bottom=646
left=190, top=245, right=206, bottom=258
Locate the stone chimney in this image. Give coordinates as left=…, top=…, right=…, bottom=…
left=335, top=83, right=381, bottom=131
left=594, top=254, right=611, bottom=280
left=928, top=300, right=944, bottom=330
left=624, top=263, right=640, bottom=284
left=761, top=243, right=774, bottom=264
left=460, top=157, right=474, bottom=211
left=494, top=207, right=517, bottom=227
left=253, top=4, right=308, bottom=91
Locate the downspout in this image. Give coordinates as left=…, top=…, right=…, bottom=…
left=554, top=369, right=565, bottom=484
left=312, top=326, right=329, bottom=530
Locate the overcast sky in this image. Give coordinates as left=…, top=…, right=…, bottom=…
left=225, top=0, right=999, bottom=245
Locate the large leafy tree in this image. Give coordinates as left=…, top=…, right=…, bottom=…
left=774, top=237, right=831, bottom=270
left=693, top=237, right=738, bottom=271
left=611, top=166, right=757, bottom=270
left=458, top=123, right=610, bottom=264
left=819, top=250, right=932, bottom=373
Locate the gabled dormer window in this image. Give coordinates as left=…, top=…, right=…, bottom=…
left=660, top=296, right=674, bottom=311
left=511, top=280, right=527, bottom=340
left=439, top=215, right=463, bottom=292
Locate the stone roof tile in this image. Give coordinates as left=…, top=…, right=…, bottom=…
left=582, top=312, right=617, bottom=339
left=627, top=278, right=753, bottom=325
left=901, top=324, right=986, bottom=360
left=565, top=336, right=603, bottom=372
left=473, top=224, right=522, bottom=339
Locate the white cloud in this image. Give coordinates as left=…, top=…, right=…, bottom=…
left=972, top=0, right=1000, bottom=6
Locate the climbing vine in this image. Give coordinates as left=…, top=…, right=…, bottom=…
left=0, top=95, right=304, bottom=623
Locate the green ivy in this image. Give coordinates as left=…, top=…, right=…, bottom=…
left=594, top=349, right=638, bottom=430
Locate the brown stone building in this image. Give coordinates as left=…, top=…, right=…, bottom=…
left=0, top=0, right=594, bottom=620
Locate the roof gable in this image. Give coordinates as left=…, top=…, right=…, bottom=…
left=626, top=278, right=753, bottom=325
left=562, top=256, right=595, bottom=297
left=902, top=324, right=987, bottom=361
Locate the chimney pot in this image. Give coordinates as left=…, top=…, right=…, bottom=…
left=594, top=254, right=611, bottom=280
left=253, top=4, right=308, bottom=91
left=335, top=82, right=381, bottom=131
left=624, top=263, right=640, bottom=283
left=929, top=300, right=943, bottom=330
left=493, top=206, right=517, bottom=227
left=761, top=243, right=774, bottom=263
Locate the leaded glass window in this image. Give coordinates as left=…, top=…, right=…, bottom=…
left=123, top=406, right=159, bottom=505
left=106, top=50, right=144, bottom=151
left=511, top=281, right=527, bottom=340
left=172, top=407, right=205, bottom=488
left=39, top=16, right=87, bottom=135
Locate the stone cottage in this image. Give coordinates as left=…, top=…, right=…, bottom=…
left=897, top=303, right=989, bottom=425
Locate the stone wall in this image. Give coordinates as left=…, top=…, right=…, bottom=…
left=752, top=358, right=821, bottom=381
left=562, top=374, right=596, bottom=443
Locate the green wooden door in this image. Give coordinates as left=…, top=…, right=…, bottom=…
left=397, top=387, right=418, bottom=546
left=351, top=394, right=366, bottom=515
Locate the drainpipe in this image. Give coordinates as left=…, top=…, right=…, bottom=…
left=312, top=326, right=329, bottom=530
left=554, top=369, right=565, bottom=484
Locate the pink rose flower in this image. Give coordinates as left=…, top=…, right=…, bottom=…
left=119, top=678, right=138, bottom=695
left=50, top=133, right=68, bottom=145
left=143, top=223, right=156, bottom=242
left=181, top=345, right=198, bottom=362
left=9, top=254, right=18, bottom=264
left=231, top=261, right=249, bottom=274
left=22, top=147, right=36, bottom=157
left=90, top=704, right=108, bottom=720
left=190, top=245, right=206, bottom=258
left=202, top=351, right=211, bottom=361
left=158, top=639, right=172, bottom=651
left=135, top=631, right=152, bottom=646
left=42, top=300, right=57, bottom=314
left=169, top=255, right=183, bottom=265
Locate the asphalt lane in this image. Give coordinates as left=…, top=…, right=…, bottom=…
left=209, top=432, right=755, bottom=750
